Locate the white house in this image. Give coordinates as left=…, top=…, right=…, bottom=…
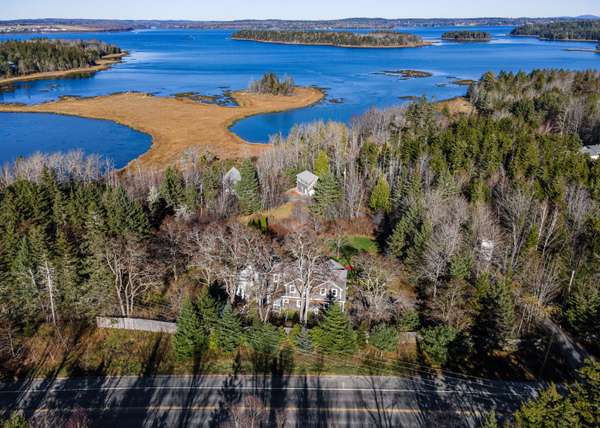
left=296, top=170, right=319, bottom=196
left=581, top=145, right=600, bottom=161
left=223, top=167, right=242, bottom=193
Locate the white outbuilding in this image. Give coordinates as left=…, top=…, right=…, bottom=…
left=296, top=170, right=319, bottom=196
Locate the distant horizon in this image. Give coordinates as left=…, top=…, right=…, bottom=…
left=2, top=14, right=600, bottom=23
left=3, top=0, right=599, bottom=21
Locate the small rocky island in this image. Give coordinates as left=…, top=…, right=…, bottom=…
left=441, top=31, right=492, bottom=42
left=377, top=70, right=433, bottom=78
left=232, top=30, right=430, bottom=48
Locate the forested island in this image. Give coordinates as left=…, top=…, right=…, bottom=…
left=232, top=30, right=428, bottom=48
left=511, top=20, right=600, bottom=41
left=441, top=30, right=491, bottom=41
left=0, top=39, right=122, bottom=79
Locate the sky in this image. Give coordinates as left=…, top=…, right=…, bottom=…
left=3, top=0, right=600, bottom=21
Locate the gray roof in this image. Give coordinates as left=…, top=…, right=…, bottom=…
left=224, top=167, right=241, bottom=182
left=327, top=259, right=348, bottom=285
left=297, top=170, right=318, bottom=185
left=581, top=145, right=600, bottom=157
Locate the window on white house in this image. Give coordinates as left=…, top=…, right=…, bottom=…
left=296, top=300, right=302, bottom=308
left=283, top=299, right=289, bottom=305
left=320, top=288, right=326, bottom=296
left=331, top=289, right=338, bottom=297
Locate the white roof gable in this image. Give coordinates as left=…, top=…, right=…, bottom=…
left=224, top=167, right=241, bottom=182
left=297, top=170, right=318, bottom=185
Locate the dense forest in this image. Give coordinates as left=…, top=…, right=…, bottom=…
left=232, top=30, right=426, bottom=47
left=511, top=20, right=600, bottom=41
left=249, top=72, right=295, bottom=95
left=0, top=39, right=121, bottom=79
left=441, top=31, right=491, bottom=41
left=1, top=70, right=600, bottom=425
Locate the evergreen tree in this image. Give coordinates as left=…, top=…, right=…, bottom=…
left=196, top=291, right=219, bottom=335
left=369, top=175, right=391, bottom=213
left=419, top=325, right=458, bottom=366
left=514, top=384, right=578, bottom=427
left=312, top=304, right=357, bottom=355
left=54, top=228, right=84, bottom=318
left=481, top=411, right=498, bottom=428
left=174, top=297, right=205, bottom=361
left=104, top=186, right=150, bottom=238
left=235, top=159, right=261, bottom=214
left=471, top=277, right=515, bottom=357
left=314, top=150, right=331, bottom=177
left=311, top=173, right=342, bottom=220
left=387, top=205, right=419, bottom=259
left=293, top=327, right=313, bottom=353
left=215, top=304, right=242, bottom=354
left=160, top=166, right=185, bottom=209
left=369, top=324, right=398, bottom=353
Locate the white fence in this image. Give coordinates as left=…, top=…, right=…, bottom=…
left=96, top=317, right=176, bottom=334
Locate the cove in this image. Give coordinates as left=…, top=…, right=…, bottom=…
left=0, top=113, right=152, bottom=169
left=1, top=26, right=599, bottom=146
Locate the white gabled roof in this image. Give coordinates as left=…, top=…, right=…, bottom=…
left=297, top=170, right=318, bottom=185
left=224, top=167, right=242, bottom=182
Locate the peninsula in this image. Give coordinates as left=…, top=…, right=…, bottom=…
left=441, top=30, right=492, bottom=41
left=232, top=30, right=429, bottom=48
left=0, top=39, right=124, bottom=86
left=0, top=87, right=324, bottom=170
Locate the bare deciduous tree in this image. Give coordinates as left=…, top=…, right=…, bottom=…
left=284, top=229, right=329, bottom=325
left=102, top=237, right=161, bottom=317
left=351, top=254, right=396, bottom=327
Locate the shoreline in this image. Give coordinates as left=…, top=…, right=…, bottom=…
left=0, top=52, right=128, bottom=87
left=0, top=87, right=324, bottom=171
left=232, top=37, right=432, bottom=49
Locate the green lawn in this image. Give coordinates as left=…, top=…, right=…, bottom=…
left=344, top=235, right=379, bottom=253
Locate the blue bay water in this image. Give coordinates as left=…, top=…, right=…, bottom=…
left=0, top=113, right=151, bottom=168
left=0, top=26, right=598, bottom=164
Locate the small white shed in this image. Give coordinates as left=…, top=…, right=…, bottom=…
left=296, top=170, right=319, bottom=196
left=223, top=167, right=242, bottom=193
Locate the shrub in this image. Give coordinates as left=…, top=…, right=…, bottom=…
left=369, top=324, right=398, bottom=353
left=419, top=325, right=458, bottom=366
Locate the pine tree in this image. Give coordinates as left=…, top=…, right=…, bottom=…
left=54, top=228, right=85, bottom=319
left=235, top=159, right=261, bottom=214
left=314, top=150, right=330, bottom=177
left=369, top=324, right=398, bottom=353
left=196, top=291, right=219, bottom=335
left=215, top=304, right=242, bottom=354
left=312, top=304, right=357, bottom=355
left=294, top=327, right=313, bottom=353
left=387, top=205, right=419, bottom=259
left=311, top=173, right=342, bottom=219
left=419, top=325, right=458, bottom=366
left=174, top=297, right=205, bottom=361
left=514, top=384, right=578, bottom=427
left=104, top=186, right=150, bottom=238
left=160, top=166, right=185, bottom=209
left=369, top=175, right=391, bottom=213
left=471, top=277, right=515, bottom=357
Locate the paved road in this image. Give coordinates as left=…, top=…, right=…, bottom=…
left=0, top=374, right=544, bottom=427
